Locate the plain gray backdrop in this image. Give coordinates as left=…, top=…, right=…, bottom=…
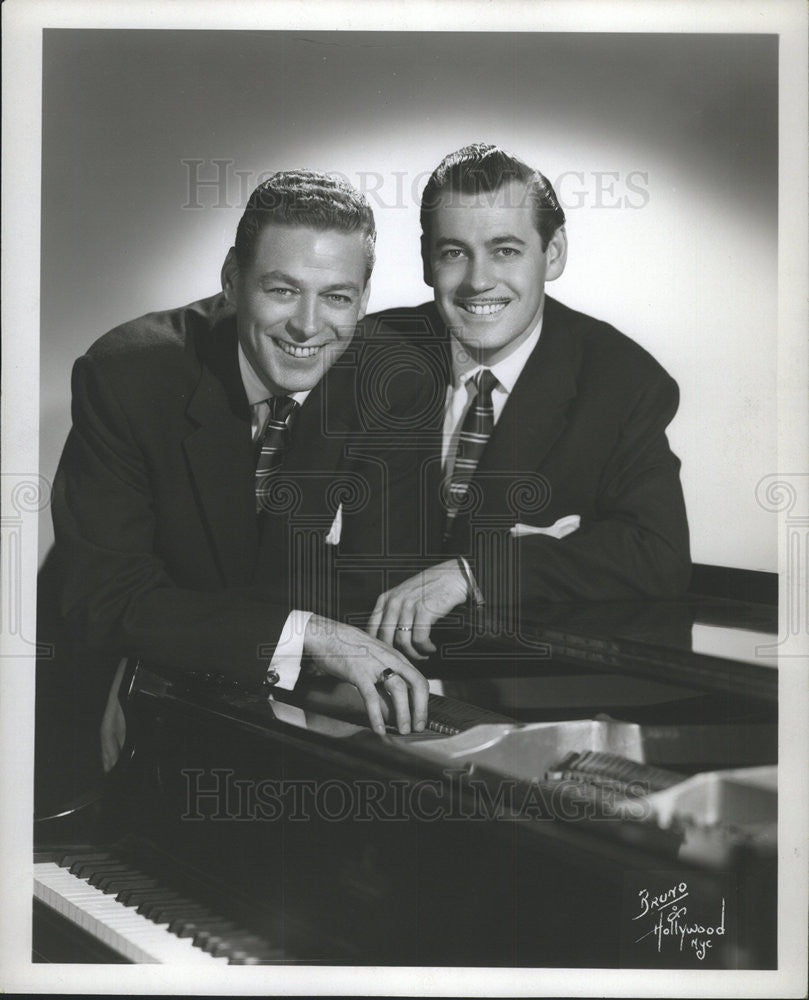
left=40, top=30, right=778, bottom=571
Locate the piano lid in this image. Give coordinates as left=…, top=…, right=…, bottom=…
left=422, top=592, right=778, bottom=703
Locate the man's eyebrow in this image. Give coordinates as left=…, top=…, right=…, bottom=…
left=433, top=235, right=528, bottom=248
left=489, top=235, right=528, bottom=247
left=259, top=270, right=299, bottom=285
left=321, top=282, right=361, bottom=294
left=259, top=271, right=360, bottom=293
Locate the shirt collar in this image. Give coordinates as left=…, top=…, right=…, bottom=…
left=449, top=312, right=543, bottom=394
left=238, top=342, right=312, bottom=408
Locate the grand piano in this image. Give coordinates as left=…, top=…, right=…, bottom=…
left=32, top=566, right=778, bottom=969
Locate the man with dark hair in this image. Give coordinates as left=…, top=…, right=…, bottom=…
left=52, top=169, right=429, bottom=742
left=419, top=143, right=566, bottom=253
left=367, top=143, right=690, bottom=659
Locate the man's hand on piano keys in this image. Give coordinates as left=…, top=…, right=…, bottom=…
left=303, top=615, right=429, bottom=736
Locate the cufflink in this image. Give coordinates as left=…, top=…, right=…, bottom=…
left=260, top=666, right=281, bottom=692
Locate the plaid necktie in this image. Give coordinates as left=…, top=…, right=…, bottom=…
left=255, top=395, right=298, bottom=513
left=444, top=368, right=498, bottom=541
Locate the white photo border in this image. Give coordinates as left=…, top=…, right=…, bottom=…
left=2, top=1, right=807, bottom=996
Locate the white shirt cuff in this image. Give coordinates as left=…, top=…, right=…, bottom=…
left=270, top=609, right=312, bottom=690
left=458, top=556, right=485, bottom=607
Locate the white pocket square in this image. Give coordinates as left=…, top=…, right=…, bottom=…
left=509, top=514, right=581, bottom=539
left=325, top=503, right=343, bottom=545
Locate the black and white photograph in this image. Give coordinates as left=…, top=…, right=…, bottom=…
left=2, top=0, right=807, bottom=995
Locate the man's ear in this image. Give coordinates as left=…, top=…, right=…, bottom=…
left=358, top=278, right=372, bottom=320
left=421, top=236, right=434, bottom=287
left=221, top=247, right=240, bottom=306
left=544, top=227, right=568, bottom=282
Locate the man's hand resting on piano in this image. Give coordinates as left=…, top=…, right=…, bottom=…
left=303, top=615, right=429, bottom=736
left=366, top=560, right=469, bottom=661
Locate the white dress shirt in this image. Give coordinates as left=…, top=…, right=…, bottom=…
left=238, top=345, right=312, bottom=691
left=429, top=318, right=544, bottom=699
left=442, top=317, right=543, bottom=477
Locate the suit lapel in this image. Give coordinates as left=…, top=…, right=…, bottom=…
left=283, top=362, right=353, bottom=477
left=182, top=314, right=258, bottom=585
left=475, top=296, right=580, bottom=479
left=441, top=297, right=580, bottom=549
left=251, top=349, right=355, bottom=589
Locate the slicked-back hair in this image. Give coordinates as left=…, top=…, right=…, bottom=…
left=234, top=170, right=377, bottom=281
left=420, top=143, right=566, bottom=252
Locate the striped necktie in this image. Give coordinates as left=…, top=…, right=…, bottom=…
left=444, top=368, right=498, bottom=541
left=255, top=395, right=298, bottom=513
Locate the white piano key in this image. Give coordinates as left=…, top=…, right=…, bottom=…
left=33, top=862, right=230, bottom=964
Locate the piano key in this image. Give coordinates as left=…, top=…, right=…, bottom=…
left=148, top=902, right=213, bottom=924
left=85, top=865, right=134, bottom=885
left=71, top=859, right=128, bottom=877
left=94, top=870, right=148, bottom=886
left=172, top=917, right=220, bottom=938
left=34, top=862, right=230, bottom=964
left=143, top=897, right=211, bottom=924
left=208, top=936, right=249, bottom=957
left=210, top=933, right=285, bottom=961
left=123, top=889, right=183, bottom=910
left=212, top=940, right=285, bottom=963
left=93, top=873, right=143, bottom=891
left=115, top=883, right=163, bottom=905
left=135, top=896, right=185, bottom=924
left=191, top=922, right=240, bottom=948
left=96, top=874, right=157, bottom=893
left=59, top=850, right=113, bottom=868
left=130, top=889, right=181, bottom=908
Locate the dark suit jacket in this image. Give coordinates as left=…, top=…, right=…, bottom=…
left=365, top=296, right=691, bottom=622
left=52, top=294, right=428, bottom=687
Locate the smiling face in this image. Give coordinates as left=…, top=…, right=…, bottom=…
left=424, top=179, right=567, bottom=365
left=222, top=223, right=371, bottom=395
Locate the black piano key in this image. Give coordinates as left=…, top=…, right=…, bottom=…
left=192, top=922, right=239, bottom=949
left=243, top=942, right=287, bottom=961
left=85, top=866, right=136, bottom=885
left=138, top=897, right=200, bottom=920
left=211, top=939, right=243, bottom=958
left=219, top=946, right=275, bottom=963
left=94, top=872, right=150, bottom=892
left=210, top=934, right=282, bottom=961
left=71, top=859, right=128, bottom=878
left=153, top=900, right=212, bottom=918
left=99, top=877, right=154, bottom=896
left=150, top=903, right=212, bottom=925
left=206, top=937, right=282, bottom=962
left=175, top=918, right=228, bottom=939
left=115, top=881, right=162, bottom=905
left=128, top=891, right=183, bottom=913
left=168, top=914, right=217, bottom=936
left=59, top=850, right=112, bottom=868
